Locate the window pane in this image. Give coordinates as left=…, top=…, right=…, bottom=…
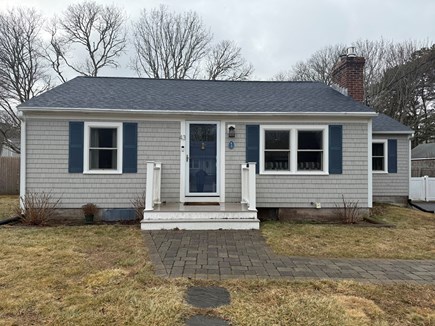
left=372, top=157, right=384, bottom=171
left=372, top=143, right=384, bottom=156
left=297, top=152, right=322, bottom=170
left=265, top=151, right=290, bottom=170
left=90, top=149, right=117, bottom=169
left=190, top=124, right=216, bottom=142
left=91, top=128, right=117, bottom=148
left=298, top=131, right=323, bottom=150
left=265, top=130, right=290, bottom=149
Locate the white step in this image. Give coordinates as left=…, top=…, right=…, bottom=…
left=141, top=218, right=260, bottom=230
left=141, top=203, right=259, bottom=230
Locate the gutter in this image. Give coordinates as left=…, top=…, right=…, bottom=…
left=372, top=131, right=414, bottom=135
left=17, top=106, right=378, bottom=118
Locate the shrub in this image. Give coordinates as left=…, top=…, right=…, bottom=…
left=81, top=203, right=99, bottom=216
left=20, top=192, right=61, bottom=225
left=334, top=195, right=362, bottom=224
left=131, top=192, right=145, bottom=221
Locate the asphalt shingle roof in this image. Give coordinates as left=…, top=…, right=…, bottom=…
left=412, top=143, right=435, bottom=159
left=372, top=113, right=413, bottom=134
left=18, top=76, right=412, bottom=133
left=19, top=76, right=374, bottom=114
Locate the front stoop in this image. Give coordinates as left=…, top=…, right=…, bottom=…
left=141, top=203, right=259, bottom=230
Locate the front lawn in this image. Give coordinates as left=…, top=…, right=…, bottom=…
left=0, top=197, right=434, bottom=325
left=0, top=225, right=433, bottom=325
left=262, top=204, right=435, bottom=260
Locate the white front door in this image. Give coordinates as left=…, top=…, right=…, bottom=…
left=185, top=122, right=220, bottom=198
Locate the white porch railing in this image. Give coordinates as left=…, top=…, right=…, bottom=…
left=144, top=161, right=162, bottom=211
left=410, top=176, right=435, bottom=202
left=241, top=162, right=257, bottom=211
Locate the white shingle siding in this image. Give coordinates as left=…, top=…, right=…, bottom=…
left=372, top=134, right=409, bottom=197
left=225, top=122, right=369, bottom=208
left=26, top=119, right=180, bottom=208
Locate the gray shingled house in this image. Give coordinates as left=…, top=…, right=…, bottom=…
left=17, top=52, right=413, bottom=229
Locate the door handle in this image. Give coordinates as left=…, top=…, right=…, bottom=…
left=186, top=154, right=189, bottom=162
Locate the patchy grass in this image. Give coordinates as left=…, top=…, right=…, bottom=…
left=0, top=225, right=191, bottom=325
left=220, top=280, right=435, bottom=326
left=262, top=205, right=435, bottom=259
left=0, top=195, right=18, bottom=219
left=0, top=224, right=434, bottom=325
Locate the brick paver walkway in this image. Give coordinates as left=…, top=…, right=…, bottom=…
left=143, top=230, right=435, bottom=284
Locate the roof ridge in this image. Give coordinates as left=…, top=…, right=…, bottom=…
left=76, top=75, right=321, bottom=84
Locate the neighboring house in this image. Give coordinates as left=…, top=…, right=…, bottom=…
left=0, top=138, right=20, bottom=157
left=411, top=143, right=435, bottom=177
left=17, top=51, right=413, bottom=230
left=0, top=123, right=20, bottom=157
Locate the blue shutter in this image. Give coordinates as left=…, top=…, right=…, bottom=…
left=69, top=121, right=84, bottom=173
left=329, top=125, right=343, bottom=174
left=388, top=139, right=397, bottom=173
left=123, top=122, right=138, bottom=173
left=246, top=125, right=260, bottom=174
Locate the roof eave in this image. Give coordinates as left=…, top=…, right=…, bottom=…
left=372, top=130, right=414, bottom=135
left=18, top=106, right=377, bottom=117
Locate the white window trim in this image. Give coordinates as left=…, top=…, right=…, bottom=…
left=372, top=139, right=388, bottom=174
left=83, top=121, right=123, bottom=174
left=259, top=125, right=329, bottom=175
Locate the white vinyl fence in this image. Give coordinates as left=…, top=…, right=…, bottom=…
left=409, top=176, right=435, bottom=201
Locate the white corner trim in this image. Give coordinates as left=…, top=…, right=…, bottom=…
left=83, top=121, right=123, bottom=174
left=368, top=120, right=373, bottom=208
left=19, top=115, right=26, bottom=209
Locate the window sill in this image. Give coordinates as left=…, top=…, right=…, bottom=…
left=260, top=171, right=329, bottom=176
left=83, top=170, right=123, bottom=175
left=372, top=171, right=388, bottom=174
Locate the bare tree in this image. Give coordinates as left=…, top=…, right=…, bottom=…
left=205, top=40, right=253, bottom=80
left=42, top=18, right=69, bottom=83
left=48, top=1, right=127, bottom=78
left=272, top=45, right=344, bottom=84
left=0, top=8, right=50, bottom=154
left=132, top=6, right=212, bottom=79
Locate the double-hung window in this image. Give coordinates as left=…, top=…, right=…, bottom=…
left=372, top=140, right=387, bottom=173
left=84, top=122, right=123, bottom=174
left=264, top=130, right=291, bottom=171
left=260, top=125, right=328, bottom=174
left=297, top=130, right=323, bottom=171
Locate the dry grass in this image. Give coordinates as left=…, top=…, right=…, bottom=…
left=0, top=225, right=191, bottom=325
left=262, top=204, right=435, bottom=259
left=0, top=195, right=18, bottom=220
left=0, top=196, right=434, bottom=325
left=219, top=280, right=435, bottom=326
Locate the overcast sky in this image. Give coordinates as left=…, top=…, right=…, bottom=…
left=2, top=0, right=435, bottom=80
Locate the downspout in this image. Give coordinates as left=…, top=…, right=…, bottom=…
left=408, top=136, right=412, bottom=202
left=18, top=111, right=26, bottom=210
left=368, top=119, right=373, bottom=208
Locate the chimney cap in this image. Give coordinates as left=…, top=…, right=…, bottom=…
left=347, top=46, right=357, bottom=57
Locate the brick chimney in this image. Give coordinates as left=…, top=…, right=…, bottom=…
left=331, top=47, right=365, bottom=103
